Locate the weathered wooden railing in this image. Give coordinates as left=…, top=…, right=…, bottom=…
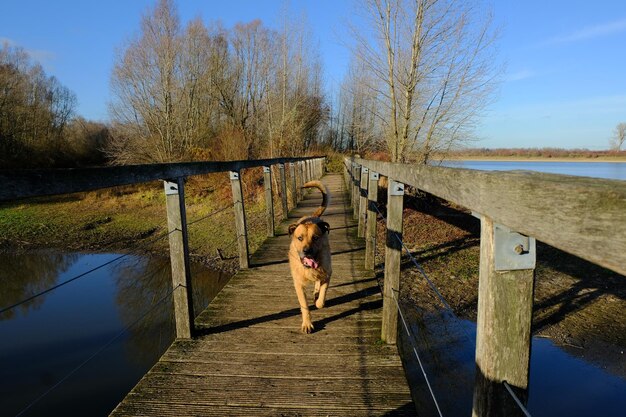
left=0, top=156, right=326, bottom=339
left=344, top=156, right=625, bottom=416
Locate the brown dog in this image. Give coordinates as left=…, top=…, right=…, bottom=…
left=288, top=180, right=332, bottom=333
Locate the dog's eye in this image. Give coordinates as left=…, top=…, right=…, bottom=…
left=312, top=235, right=319, bottom=241
left=297, top=236, right=303, bottom=241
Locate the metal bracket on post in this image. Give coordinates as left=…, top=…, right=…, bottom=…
left=229, top=171, right=239, bottom=180
left=164, top=180, right=179, bottom=195
left=389, top=181, right=404, bottom=196
left=494, top=224, right=536, bottom=271
left=370, top=171, right=380, bottom=181
left=263, top=166, right=270, bottom=173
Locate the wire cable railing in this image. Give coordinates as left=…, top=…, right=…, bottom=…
left=1, top=190, right=262, bottom=317
left=368, top=184, right=532, bottom=417
left=0, top=228, right=175, bottom=316
left=15, top=273, right=178, bottom=417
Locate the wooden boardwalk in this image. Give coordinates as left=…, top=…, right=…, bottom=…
left=112, top=173, right=416, bottom=417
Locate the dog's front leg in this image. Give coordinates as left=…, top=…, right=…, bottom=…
left=315, top=279, right=329, bottom=309
left=294, top=281, right=314, bottom=333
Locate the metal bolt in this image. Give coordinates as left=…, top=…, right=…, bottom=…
left=514, top=244, right=524, bottom=254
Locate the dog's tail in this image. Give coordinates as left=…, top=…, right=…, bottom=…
left=303, top=180, right=329, bottom=217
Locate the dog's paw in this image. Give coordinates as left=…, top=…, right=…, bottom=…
left=315, top=299, right=325, bottom=309
left=301, top=320, right=314, bottom=334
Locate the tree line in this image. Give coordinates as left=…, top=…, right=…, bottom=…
left=0, top=43, right=110, bottom=168
left=107, top=0, right=327, bottom=164
left=6, top=0, right=618, bottom=170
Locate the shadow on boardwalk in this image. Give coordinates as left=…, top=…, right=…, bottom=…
left=111, top=173, right=416, bottom=417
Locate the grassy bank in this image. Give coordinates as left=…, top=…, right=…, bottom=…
left=0, top=168, right=287, bottom=273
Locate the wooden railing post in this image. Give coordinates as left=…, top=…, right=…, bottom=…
left=473, top=216, right=536, bottom=417
left=278, top=163, right=289, bottom=219
left=358, top=167, right=369, bottom=237
left=229, top=171, right=249, bottom=269
left=352, top=164, right=361, bottom=219
left=382, top=179, right=404, bottom=344
left=296, top=161, right=303, bottom=202
left=163, top=178, right=195, bottom=339
left=345, top=159, right=352, bottom=191
left=263, top=166, right=274, bottom=237
left=289, top=162, right=297, bottom=208
left=365, top=170, right=379, bottom=270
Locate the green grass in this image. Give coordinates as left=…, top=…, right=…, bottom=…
left=0, top=176, right=271, bottom=272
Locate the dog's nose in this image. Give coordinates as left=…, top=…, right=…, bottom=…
left=303, top=247, right=313, bottom=256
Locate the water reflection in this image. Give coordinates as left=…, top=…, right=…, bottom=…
left=0, top=251, right=230, bottom=416
left=398, top=302, right=626, bottom=417
left=0, top=252, right=78, bottom=320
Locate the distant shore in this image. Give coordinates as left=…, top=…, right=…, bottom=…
left=444, top=156, right=626, bottom=163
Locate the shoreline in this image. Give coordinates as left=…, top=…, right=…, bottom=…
left=444, top=156, right=626, bottom=163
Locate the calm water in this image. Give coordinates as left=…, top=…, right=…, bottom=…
left=399, top=308, right=626, bottom=416
left=0, top=252, right=230, bottom=417
left=441, top=160, right=626, bottom=180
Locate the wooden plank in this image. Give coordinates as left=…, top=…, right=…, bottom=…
left=353, top=157, right=626, bottom=276
left=163, top=178, right=194, bottom=339
left=113, top=402, right=416, bottom=417
left=1, top=156, right=324, bottom=202
left=112, top=173, right=415, bottom=417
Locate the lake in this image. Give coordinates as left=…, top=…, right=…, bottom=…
left=441, top=160, right=626, bottom=181
left=3, top=250, right=625, bottom=416
left=0, top=251, right=230, bottom=416
left=399, top=309, right=626, bottom=417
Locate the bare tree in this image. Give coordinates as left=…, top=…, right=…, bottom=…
left=108, top=1, right=327, bottom=164
left=611, top=122, right=626, bottom=151
left=0, top=42, right=77, bottom=168
left=109, top=0, right=184, bottom=163
left=349, top=0, right=498, bottom=163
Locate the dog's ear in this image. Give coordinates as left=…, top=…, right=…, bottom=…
left=318, top=222, right=330, bottom=234
left=288, top=223, right=298, bottom=235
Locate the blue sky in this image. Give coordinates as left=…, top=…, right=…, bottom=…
left=1, top=0, right=625, bottom=150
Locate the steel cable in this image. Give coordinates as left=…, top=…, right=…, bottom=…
left=367, top=180, right=533, bottom=417
left=15, top=279, right=179, bottom=417
left=0, top=228, right=176, bottom=315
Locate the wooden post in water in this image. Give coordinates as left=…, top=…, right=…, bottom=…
left=279, top=163, right=289, bottom=219
left=289, top=162, right=297, bottom=209
left=473, top=216, right=536, bottom=417
left=163, top=178, right=195, bottom=339
left=358, top=167, right=369, bottom=237
left=381, top=179, right=404, bottom=344
left=229, top=171, right=249, bottom=269
left=352, top=164, right=361, bottom=219
left=365, top=170, right=379, bottom=270
left=263, top=166, right=274, bottom=237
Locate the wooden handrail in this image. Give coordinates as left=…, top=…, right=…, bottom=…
left=346, top=155, right=624, bottom=416
left=351, top=157, right=626, bottom=276
left=0, top=156, right=324, bottom=202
